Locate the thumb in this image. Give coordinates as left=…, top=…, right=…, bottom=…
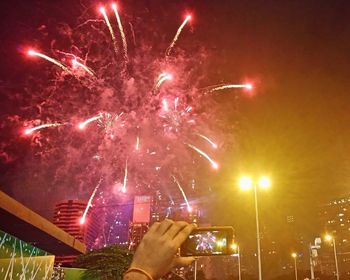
left=173, top=257, right=196, bottom=267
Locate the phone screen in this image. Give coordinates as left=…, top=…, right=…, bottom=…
left=180, top=227, right=233, bottom=256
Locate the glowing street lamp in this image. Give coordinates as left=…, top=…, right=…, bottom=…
left=216, top=240, right=225, bottom=247
left=291, top=253, right=298, bottom=280
left=238, top=175, right=271, bottom=280
left=258, top=176, right=271, bottom=189
left=239, top=176, right=253, bottom=191
left=231, top=243, right=241, bottom=280
left=325, top=234, right=340, bottom=280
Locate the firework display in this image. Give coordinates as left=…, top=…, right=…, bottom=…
left=1, top=2, right=253, bottom=248
left=181, top=229, right=231, bottom=256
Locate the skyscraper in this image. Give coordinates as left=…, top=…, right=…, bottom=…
left=128, top=195, right=151, bottom=250
left=319, top=196, right=350, bottom=276
left=53, top=199, right=98, bottom=266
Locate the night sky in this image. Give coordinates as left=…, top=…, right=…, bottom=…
left=1, top=0, right=350, bottom=262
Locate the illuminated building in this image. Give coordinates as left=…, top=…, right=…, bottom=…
left=53, top=199, right=98, bottom=266
left=286, top=215, right=295, bottom=224
left=151, top=191, right=170, bottom=223
left=128, top=223, right=149, bottom=250
left=128, top=196, right=151, bottom=250
left=110, top=207, right=131, bottom=246
left=319, top=197, right=350, bottom=276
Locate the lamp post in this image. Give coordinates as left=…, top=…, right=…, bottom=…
left=194, top=258, right=198, bottom=280
left=291, top=253, right=298, bottom=280
left=239, top=176, right=271, bottom=280
left=232, top=243, right=242, bottom=280
left=325, top=234, right=340, bottom=280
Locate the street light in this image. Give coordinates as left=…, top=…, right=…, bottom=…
left=239, top=175, right=271, bottom=280
left=291, top=253, right=298, bottom=280
left=325, top=234, right=340, bottom=280
left=231, top=243, right=241, bottom=280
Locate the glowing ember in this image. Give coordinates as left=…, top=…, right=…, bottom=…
left=26, top=49, right=71, bottom=73
left=24, top=123, right=64, bottom=135
left=166, top=15, right=192, bottom=56
left=196, top=133, right=218, bottom=149
left=111, top=3, right=128, bottom=62
left=122, top=159, right=128, bottom=193
left=155, top=73, right=173, bottom=91
left=72, top=59, right=95, bottom=76
left=78, top=115, right=102, bottom=130
left=207, top=84, right=253, bottom=93
left=100, top=6, right=118, bottom=56
left=172, top=175, right=191, bottom=212
left=186, top=143, right=219, bottom=169
left=80, top=178, right=103, bottom=225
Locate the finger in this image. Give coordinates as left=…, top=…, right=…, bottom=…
left=173, top=223, right=197, bottom=247
left=145, top=222, right=160, bottom=235
left=158, top=219, right=174, bottom=235
left=172, top=257, right=196, bottom=267
left=165, top=221, right=189, bottom=239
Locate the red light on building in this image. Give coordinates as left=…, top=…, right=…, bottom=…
left=133, top=196, right=151, bottom=223
left=128, top=196, right=152, bottom=250
left=53, top=199, right=98, bottom=266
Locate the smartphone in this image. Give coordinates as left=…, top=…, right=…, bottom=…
left=180, top=226, right=234, bottom=256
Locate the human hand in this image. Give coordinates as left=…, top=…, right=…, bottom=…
left=128, top=219, right=197, bottom=279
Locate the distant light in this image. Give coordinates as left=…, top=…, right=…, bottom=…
left=231, top=243, right=238, bottom=251
left=239, top=176, right=253, bottom=191
left=186, top=15, right=192, bottom=21
left=258, top=176, right=271, bottom=189
left=212, top=162, right=219, bottom=170
left=111, top=3, right=117, bottom=10
left=291, top=252, right=297, bottom=258
left=325, top=234, right=333, bottom=242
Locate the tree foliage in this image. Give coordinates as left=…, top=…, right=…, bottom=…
left=75, top=245, right=133, bottom=280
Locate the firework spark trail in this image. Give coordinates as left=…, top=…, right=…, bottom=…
left=112, top=3, right=128, bottom=62
left=16, top=4, right=253, bottom=246
left=172, top=175, right=191, bottom=212
left=80, top=178, right=103, bottom=224
left=122, top=159, right=128, bottom=193
left=196, top=133, right=218, bottom=149
left=72, top=59, right=96, bottom=76
left=135, top=136, right=140, bottom=150
left=186, top=143, right=219, bottom=169
left=27, top=50, right=71, bottom=74
left=174, top=97, right=179, bottom=110
left=78, top=115, right=102, bottom=129
left=162, top=99, right=169, bottom=112
left=207, top=83, right=253, bottom=93
left=100, top=7, right=119, bottom=56
left=166, top=15, right=191, bottom=56
left=157, top=73, right=168, bottom=80
left=24, top=123, right=64, bottom=135
left=155, top=73, right=172, bottom=90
